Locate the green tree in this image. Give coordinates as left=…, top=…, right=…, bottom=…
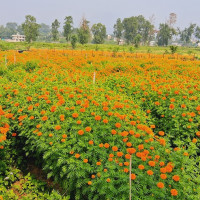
left=122, top=15, right=154, bottom=45
left=78, top=17, right=90, bottom=45
left=63, top=16, right=73, bottom=41
left=51, top=19, right=60, bottom=41
left=134, top=34, right=142, bottom=48
left=91, top=23, right=106, bottom=44
left=123, top=17, right=138, bottom=44
left=180, top=24, right=196, bottom=43
left=71, top=34, right=78, bottom=49
left=0, top=23, right=19, bottom=39
left=113, top=18, right=123, bottom=45
left=157, top=23, right=175, bottom=46
left=22, top=15, right=40, bottom=43
left=195, top=26, right=200, bottom=40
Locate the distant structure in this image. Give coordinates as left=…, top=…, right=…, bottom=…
left=12, top=33, right=26, bottom=42
left=5, top=33, right=26, bottom=42
left=107, top=34, right=112, bottom=40
left=149, top=41, right=156, bottom=46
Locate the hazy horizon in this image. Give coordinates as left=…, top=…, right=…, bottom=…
left=0, top=0, right=199, bottom=34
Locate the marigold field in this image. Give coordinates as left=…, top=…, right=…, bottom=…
left=0, top=49, right=200, bottom=199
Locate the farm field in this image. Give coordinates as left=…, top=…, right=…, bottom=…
left=0, top=49, right=200, bottom=199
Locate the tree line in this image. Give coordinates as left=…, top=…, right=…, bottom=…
left=1, top=13, right=200, bottom=47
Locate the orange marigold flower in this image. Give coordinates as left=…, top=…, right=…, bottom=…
left=80, top=108, right=85, bottom=112
left=75, top=154, right=80, bottom=158
left=72, top=113, right=79, bottom=118
left=62, top=134, right=67, bottom=139
left=160, top=168, right=167, bottom=173
left=158, top=131, right=165, bottom=136
left=77, top=120, right=82, bottom=124
left=115, top=123, right=121, bottom=128
left=49, top=133, right=53, bottom=137
left=96, top=162, right=101, bottom=166
left=117, top=152, right=123, bottom=157
left=88, top=181, right=92, bottom=185
left=171, top=189, right=178, bottom=196
left=157, top=182, right=164, bottom=188
left=126, top=142, right=132, bottom=147
left=55, top=125, right=61, bottom=130
left=159, top=162, right=165, bottom=166
left=127, top=148, right=136, bottom=155
left=83, top=159, right=88, bottom=163
left=103, top=119, right=109, bottom=123
left=172, top=175, right=180, bottom=182
left=160, top=174, right=167, bottom=179
left=192, top=138, right=197, bottom=143
left=85, top=127, right=91, bottom=132
left=37, top=132, right=42, bottom=136
left=124, top=162, right=129, bottom=166
left=131, top=174, right=136, bottom=180
left=111, top=129, right=117, bottom=135
left=129, top=130, right=135, bottom=135
left=106, top=178, right=111, bottom=182
left=148, top=161, right=156, bottom=167
left=138, top=165, right=145, bottom=170
left=124, top=168, right=129, bottom=173
left=112, top=146, right=118, bottom=151
left=42, top=116, right=48, bottom=121
left=104, top=143, right=110, bottom=148
left=78, top=130, right=84, bottom=135
left=89, top=140, right=94, bottom=145
left=147, top=170, right=153, bottom=175
left=50, top=105, right=56, bottom=112
left=94, top=115, right=101, bottom=121
left=125, top=154, right=131, bottom=159
left=12, top=133, right=17, bottom=137
left=138, top=144, right=144, bottom=150
left=196, top=131, right=200, bottom=137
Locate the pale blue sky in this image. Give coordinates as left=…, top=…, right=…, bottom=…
left=0, top=0, right=199, bottom=33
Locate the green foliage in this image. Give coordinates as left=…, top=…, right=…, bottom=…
left=71, top=35, right=78, bottom=49
left=170, top=46, right=178, bottom=54
left=63, top=16, right=73, bottom=42
left=24, top=60, right=39, bottom=72
left=22, top=15, right=40, bottom=43
left=157, top=23, right=176, bottom=46
left=180, top=24, right=196, bottom=44
left=91, top=23, right=106, bottom=44
left=113, top=18, right=123, bottom=45
left=51, top=19, right=60, bottom=41
left=134, top=34, right=142, bottom=48
left=122, top=15, right=154, bottom=45
left=78, top=17, right=90, bottom=45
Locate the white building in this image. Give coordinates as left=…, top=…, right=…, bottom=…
left=11, top=33, right=25, bottom=42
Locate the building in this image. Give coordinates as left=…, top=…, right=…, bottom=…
left=11, top=33, right=25, bottom=42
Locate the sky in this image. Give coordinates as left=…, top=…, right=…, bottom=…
left=0, top=0, right=199, bottom=34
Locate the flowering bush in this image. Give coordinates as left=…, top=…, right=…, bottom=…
left=0, top=49, right=199, bottom=199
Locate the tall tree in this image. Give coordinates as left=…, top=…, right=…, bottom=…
left=157, top=23, right=176, bottom=46
left=39, top=23, right=51, bottom=35
left=195, top=26, right=200, bottom=41
left=122, top=15, right=154, bottom=45
left=167, top=13, right=177, bottom=28
left=22, top=15, right=40, bottom=43
left=123, top=16, right=138, bottom=44
left=78, top=17, right=90, bottom=45
left=63, top=16, right=73, bottom=41
left=51, top=19, right=60, bottom=41
left=113, top=18, right=123, bottom=45
left=180, top=24, right=196, bottom=43
left=91, top=23, right=106, bottom=44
